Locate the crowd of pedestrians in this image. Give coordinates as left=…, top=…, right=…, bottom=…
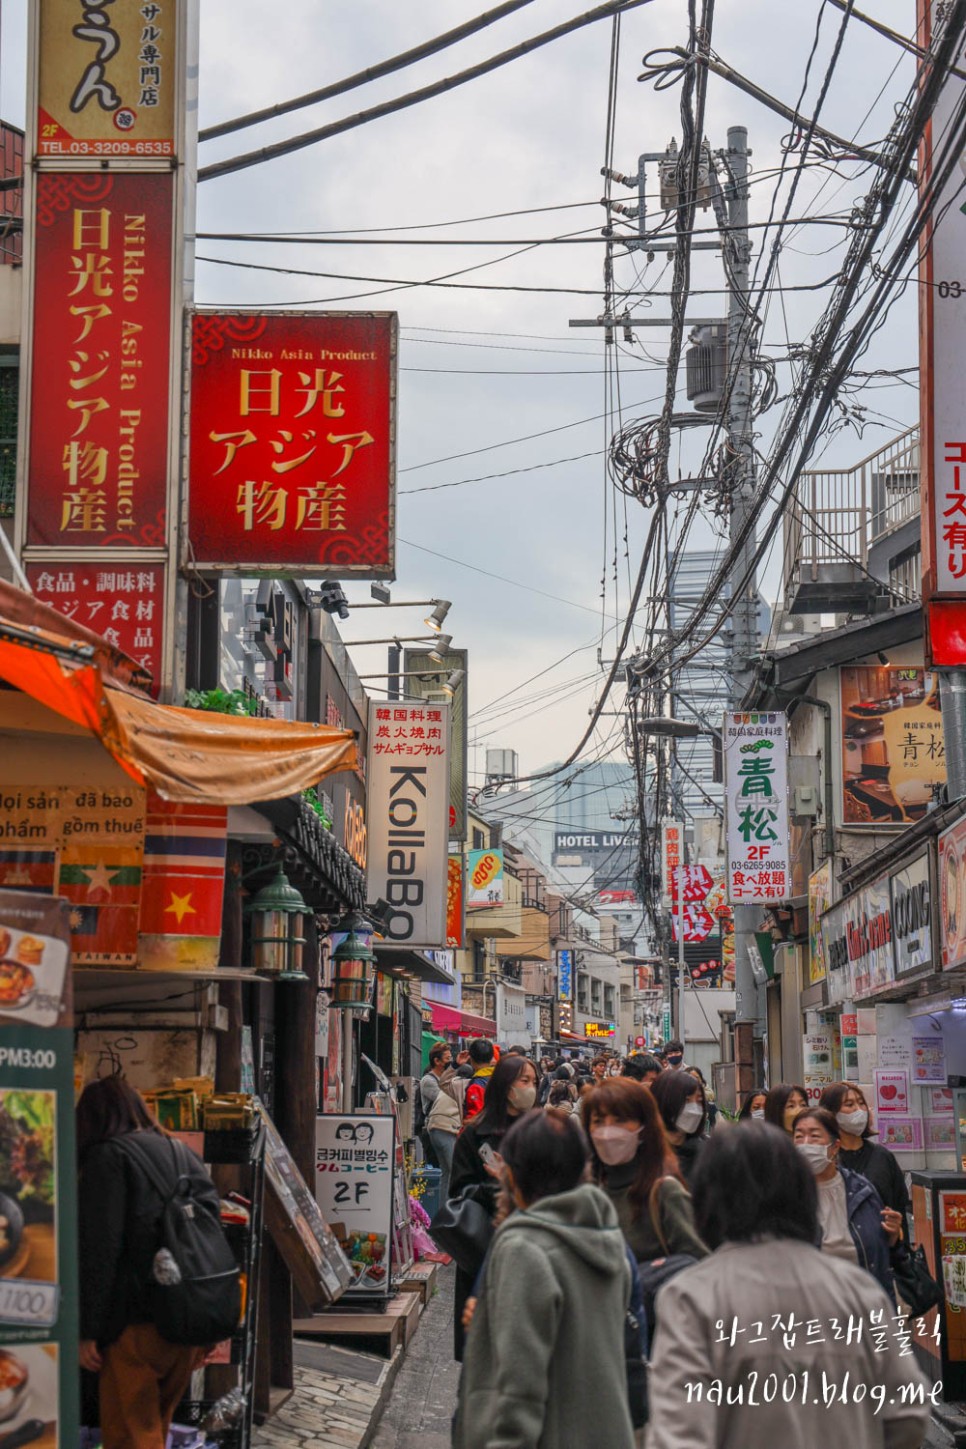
left=419, top=1041, right=937, bottom=1449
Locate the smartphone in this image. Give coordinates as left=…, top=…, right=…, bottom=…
left=479, top=1143, right=497, bottom=1167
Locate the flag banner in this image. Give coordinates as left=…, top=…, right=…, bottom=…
left=56, top=791, right=145, bottom=965
left=138, top=793, right=227, bottom=970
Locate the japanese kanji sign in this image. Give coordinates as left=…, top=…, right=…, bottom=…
left=26, top=563, right=164, bottom=691
left=188, top=311, right=397, bottom=575
left=36, top=1, right=178, bottom=158
left=669, top=864, right=714, bottom=903
left=919, top=0, right=966, bottom=659
left=841, top=666, right=944, bottom=825
left=660, top=820, right=683, bottom=908
left=670, top=901, right=715, bottom=944
left=723, top=711, right=790, bottom=904
left=26, top=172, right=174, bottom=547
left=365, top=700, right=449, bottom=949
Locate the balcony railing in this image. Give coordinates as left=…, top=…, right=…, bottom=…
left=782, top=426, right=919, bottom=614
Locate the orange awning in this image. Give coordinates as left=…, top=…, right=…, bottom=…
left=0, top=630, right=359, bottom=805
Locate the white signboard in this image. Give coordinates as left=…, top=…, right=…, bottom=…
left=661, top=820, right=683, bottom=908
left=497, top=980, right=530, bottom=1048
left=315, top=1114, right=395, bottom=1296
left=723, top=712, right=790, bottom=904
left=366, top=699, right=450, bottom=948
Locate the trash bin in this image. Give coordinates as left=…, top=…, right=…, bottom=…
left=414, top=1165, right=442, bottom=1221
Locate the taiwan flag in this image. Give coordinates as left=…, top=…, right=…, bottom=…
left=139, top=794, right=228, bottom=971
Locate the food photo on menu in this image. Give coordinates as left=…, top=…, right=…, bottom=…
left=0, top=927, right=67, bottom=1032
left=0, top=1344, right=58, bottom=1449
left=0, top=1092, right=55, bottom=1293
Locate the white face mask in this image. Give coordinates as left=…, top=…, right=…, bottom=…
left=796, top=1141, right=833, bottom=1175
left=591, top=1125, right=642, bottom=1166
left=837, top=1108, right=868, bottom=1136
left=508, top=1083, right=537, bottom=1112
left=750, top=1108, right=765, bottom=1120
left=676, top=1101, right=704, bottom=1135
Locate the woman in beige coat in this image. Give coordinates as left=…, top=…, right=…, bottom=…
left=646, top=1123, right=932, bottom=1449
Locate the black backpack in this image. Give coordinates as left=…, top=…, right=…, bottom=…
left=123, top=1134, right=242, bottom=1347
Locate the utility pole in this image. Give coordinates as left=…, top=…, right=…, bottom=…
left=723, top=125, right=765, bottom=1045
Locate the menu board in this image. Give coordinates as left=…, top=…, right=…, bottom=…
left=261, top=1109, right=352, bottom=1309
left=0, top=891, right=77, bottom=1449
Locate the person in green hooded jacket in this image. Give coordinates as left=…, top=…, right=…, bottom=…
left=453, top=1108, right=634, bottom=1449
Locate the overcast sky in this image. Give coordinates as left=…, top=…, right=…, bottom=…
left=0, top=1, right=922, bottom=800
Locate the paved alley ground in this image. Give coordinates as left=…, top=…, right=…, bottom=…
left=370, top=1266, right=460, bottom=1449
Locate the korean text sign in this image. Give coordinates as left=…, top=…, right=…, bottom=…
left=37, top=0, right=178, bottom=157
left=27, top=173, right=174, bottom=547
left=723, top=712, right=790, bottom=904
left=366, top=700, right=449, bottom=949
left=315, top=1115, right=394, bottom=1298
left=188, top=312, right=397, bottom=575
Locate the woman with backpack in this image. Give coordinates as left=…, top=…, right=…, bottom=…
left=584, top=1078, right=707, bottom=1337
left=425, top=1063, right=466, bottom=1201
left=453, top=1109, right=635, bottom=1449
left=77, top=1076, right=237, bottom=1449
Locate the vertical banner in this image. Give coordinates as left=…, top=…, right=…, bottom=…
left=723, top=711, right=790, bottom=904
left=0, top=890, right=77, bottom=1448
left=466, top=848, right=504, bottom=908
left=26, top=172, right=174, bottom=548
left=557, top=949, right=573, bottom=1001
left=36, top=0, right=179, bottom=158
left=446, top=855, right=464, bottom=950
left=314, top=1114, right=394, bottom=1298
left=808, top=860, right=834, bottom=985
left=26, top=563, right=165, bottom=691
left=138, top=793, right=227, bottom=971
left=366, top=700, right=450, bottom=948
left=660, top=820, right=683, bottom=908
left=403, top=649, right=467, bottom=841
left=188, top=311, right=397, bottom=575
left=919, top=0, right=966, bottom=660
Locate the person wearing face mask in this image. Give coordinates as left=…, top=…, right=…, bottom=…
left=646, top=1124, right=931, bottom=1449
left=763, top=1081, right=808, bottom=1135
left=453, top=1109, right=635, bottom=1449
left=585, top=1079, right=706, bottom=1281
left=792, top=1107, right=897, bottom=1303
left=449, top=1054, right=539, bottom=1360
left=819, top=1081, right=910, bottom=1246
left=649, top=1070, right=708, bottom=1186
left=736, top=1087, right=768, bottom=1122
left=662, top=1040, right=688, bottom=1071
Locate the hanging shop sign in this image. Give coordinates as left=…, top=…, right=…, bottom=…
left=497, top=981, right=529, bottom=1047
left=26, top=563, right=165, bottom=694
left=366, top=700, right=450, bottom=949
left=404, top=649, right=468, bottom=842
left=891, top=851, right=933, bottom=978
left=188, top=310, right=397, bottom=576
left=36, top=0, right=179, bottom=158
left=920, top=0, right=966, bottom=662
left=26, top=172, right=174, bottom=549
left=466, top=848, right=504, bottom=909
left=803, top=1016, right=836, bottom=1104
left=840, top=666, right=944, bottom=825
left=315, top=1114, right=395, bottom=1298
left=723, top=712, right=790, bottom=904
left=585, top=1021, right=616, bottom=1040
left=807, top=859, right=834, bottom=986
left=940, top=813, right=966, bottom=970
left=0, top=889, right=78, bottom=1443
left=557, top=949, right=573, bottom=1001
left=660, top=820, right=683, bottom=909
left=446, top=855, right=464, bottom=950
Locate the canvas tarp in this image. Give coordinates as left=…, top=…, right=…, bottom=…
left=0, top=627, right=359, bottom=805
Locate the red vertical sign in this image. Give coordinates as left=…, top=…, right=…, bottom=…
left=27, top=171, right=173, bottom=547
left=26, top=562, right=165, bottom=692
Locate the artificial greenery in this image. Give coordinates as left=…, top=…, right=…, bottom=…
left=302, top=786, right=334, bottom=830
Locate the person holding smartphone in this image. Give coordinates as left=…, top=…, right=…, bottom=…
left=448, top=1054, right=538, bottom=1361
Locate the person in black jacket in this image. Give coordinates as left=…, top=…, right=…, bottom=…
left=649, top=1070, right=707, bottom=1186
left=819, top=1081, right=910, bottom=1245
left=77, top=1076, right=219, bottom=1449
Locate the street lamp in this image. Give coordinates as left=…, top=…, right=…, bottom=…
left=346, top=596, right=453, bottom=632
left=247, top=865, right=309, bottom=981
left=330, top=910, right=377, bottom=1113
